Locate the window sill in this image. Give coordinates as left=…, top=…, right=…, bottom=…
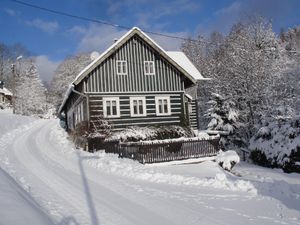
left=130, top=114, right=147, bottom=117
left=156, top=113, right=172, bottom=116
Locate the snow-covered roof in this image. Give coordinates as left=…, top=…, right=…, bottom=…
left=185, top=93, right=193, bottom=100
left=0, top=87, right=12, bottom=96
left=166, top=51, right=204, bottom=81
left=59, top=27, right=207, bottom=113
left=58, top=84, right=74, bottom=114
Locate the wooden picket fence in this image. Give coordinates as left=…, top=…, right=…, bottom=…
left=104, top=137, right=220, bottom=164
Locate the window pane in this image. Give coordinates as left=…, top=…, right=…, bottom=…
left=139, top=104, right=143, bottom=114
left=133, top=100, right=137, bottom=114
left=107, top=105, right=111, bottom=116
left=111, top=106, right=116, bottom=115
left=164, top=103, right=168, bottom=113
left=158, top=99, right=163, bottom=113
left=122, top=62, right=126, bottom=74
left=150, top=62, right=154, bottom=74
left=163, top=99, right=168, bottom=113
left=112, top=101, right=117, bottom=115
left=117, top=62, right=121, bottom=74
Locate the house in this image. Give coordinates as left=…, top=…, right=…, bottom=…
left=0, top=81, right=13, bottom=107
left=58, top=27, right=207, bottom=132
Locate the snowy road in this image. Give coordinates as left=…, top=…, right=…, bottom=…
left=0, top=114, right=300, bottom=225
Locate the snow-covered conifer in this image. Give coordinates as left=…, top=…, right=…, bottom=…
left=15, top=60, right=47, bottom=116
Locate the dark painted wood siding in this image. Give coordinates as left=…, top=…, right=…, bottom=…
left=65, top=93, right=87, bottom=130
left=84, top=34, right=184, bottom=93
left=88, top=92, right=183, bottom=130
left=189, top=99, right=198, bottom=129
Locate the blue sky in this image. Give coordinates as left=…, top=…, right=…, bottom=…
left=0, top=0, right=299, bottom=82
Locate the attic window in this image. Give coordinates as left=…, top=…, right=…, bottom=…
left=116, top=60, right=127, bottom=75
left=144, top=61, right=155, bottom=75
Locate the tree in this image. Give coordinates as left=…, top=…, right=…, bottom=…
left=15, top=60, right=47, bottom=116
left=205, top=93, right=243, bottom=148
left=0, top=42, right=31, bottom=89
left=182, top=16, right=297, bottom=144
left=48, top=53, right=92, bottom=110
left=181, top=31, right=225, bottom=129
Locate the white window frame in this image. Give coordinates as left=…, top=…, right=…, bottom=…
left=130, top=96, right=146, bottom=117
left=103, top=97, right=120, bottom=118
left=116, top=60, right=127, bottom=75
left=155, top=96, right=171, bottom=116
left=144, top=61, right=155, bottom=75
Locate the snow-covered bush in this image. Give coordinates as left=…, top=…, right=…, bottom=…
left=249, top=116, right=300, bottom=173
left=108, top=125, right=195, bottom=142
left=216, top=150, right=240, bottom=171
left=70, top=115, right=111, bottom=151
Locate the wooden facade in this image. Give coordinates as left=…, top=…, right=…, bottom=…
left=59, top=27, right=203, bottom=132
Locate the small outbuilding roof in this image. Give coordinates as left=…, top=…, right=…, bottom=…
left=166, top=51, right=204, bottom=81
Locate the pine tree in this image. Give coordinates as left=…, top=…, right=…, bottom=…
left=15, top=60, right=47, bottom=116
left=206, top=93, right=243, bottom=148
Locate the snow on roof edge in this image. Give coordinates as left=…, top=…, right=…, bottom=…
left=72, top=27, right=139, bottom=85
left=58, top=84, right=74, bottom=114
left=166, top=51, right=204, bottom=81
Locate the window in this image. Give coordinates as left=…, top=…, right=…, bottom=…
left=155, top=96, right=171, bottom=116
left=130, top=97, right=146, bottom=117
left=103, top=97, right=120, bottom=118
left=74, top=102, right=84, bottom=126
left=144, top=61, right=155, bottom=75
left=116, top=60, right=127, bottom=75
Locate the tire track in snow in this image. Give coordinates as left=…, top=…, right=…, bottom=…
left=8, top=120, right=181, bottom=225
left=8, top=121, right=91, bottom=225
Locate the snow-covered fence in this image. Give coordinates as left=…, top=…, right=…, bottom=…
left=104, top=139, right=120, bottom=154
left=104, top=137, right=220, bottom=164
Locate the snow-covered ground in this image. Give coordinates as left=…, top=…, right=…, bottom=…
left=0, top=111, right=299, bottom=225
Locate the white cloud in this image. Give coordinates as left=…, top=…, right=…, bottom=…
left=26, top=19, right=59, bottom=34
left=106, top=0, right=200, bottom=30
left=77, top=24, right=127, bottom=53
left=35, top=55, right=60, bottom=83
left=4, top=8, right=18, bottom=16
left=76, top=24, right=186, bottom=53
left=214, top=1, right=242, bottom=16
left=68, top=25, right=87, bottom=35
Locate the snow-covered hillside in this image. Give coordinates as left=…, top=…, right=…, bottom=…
left=0, top=112, right=299, bottom=225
